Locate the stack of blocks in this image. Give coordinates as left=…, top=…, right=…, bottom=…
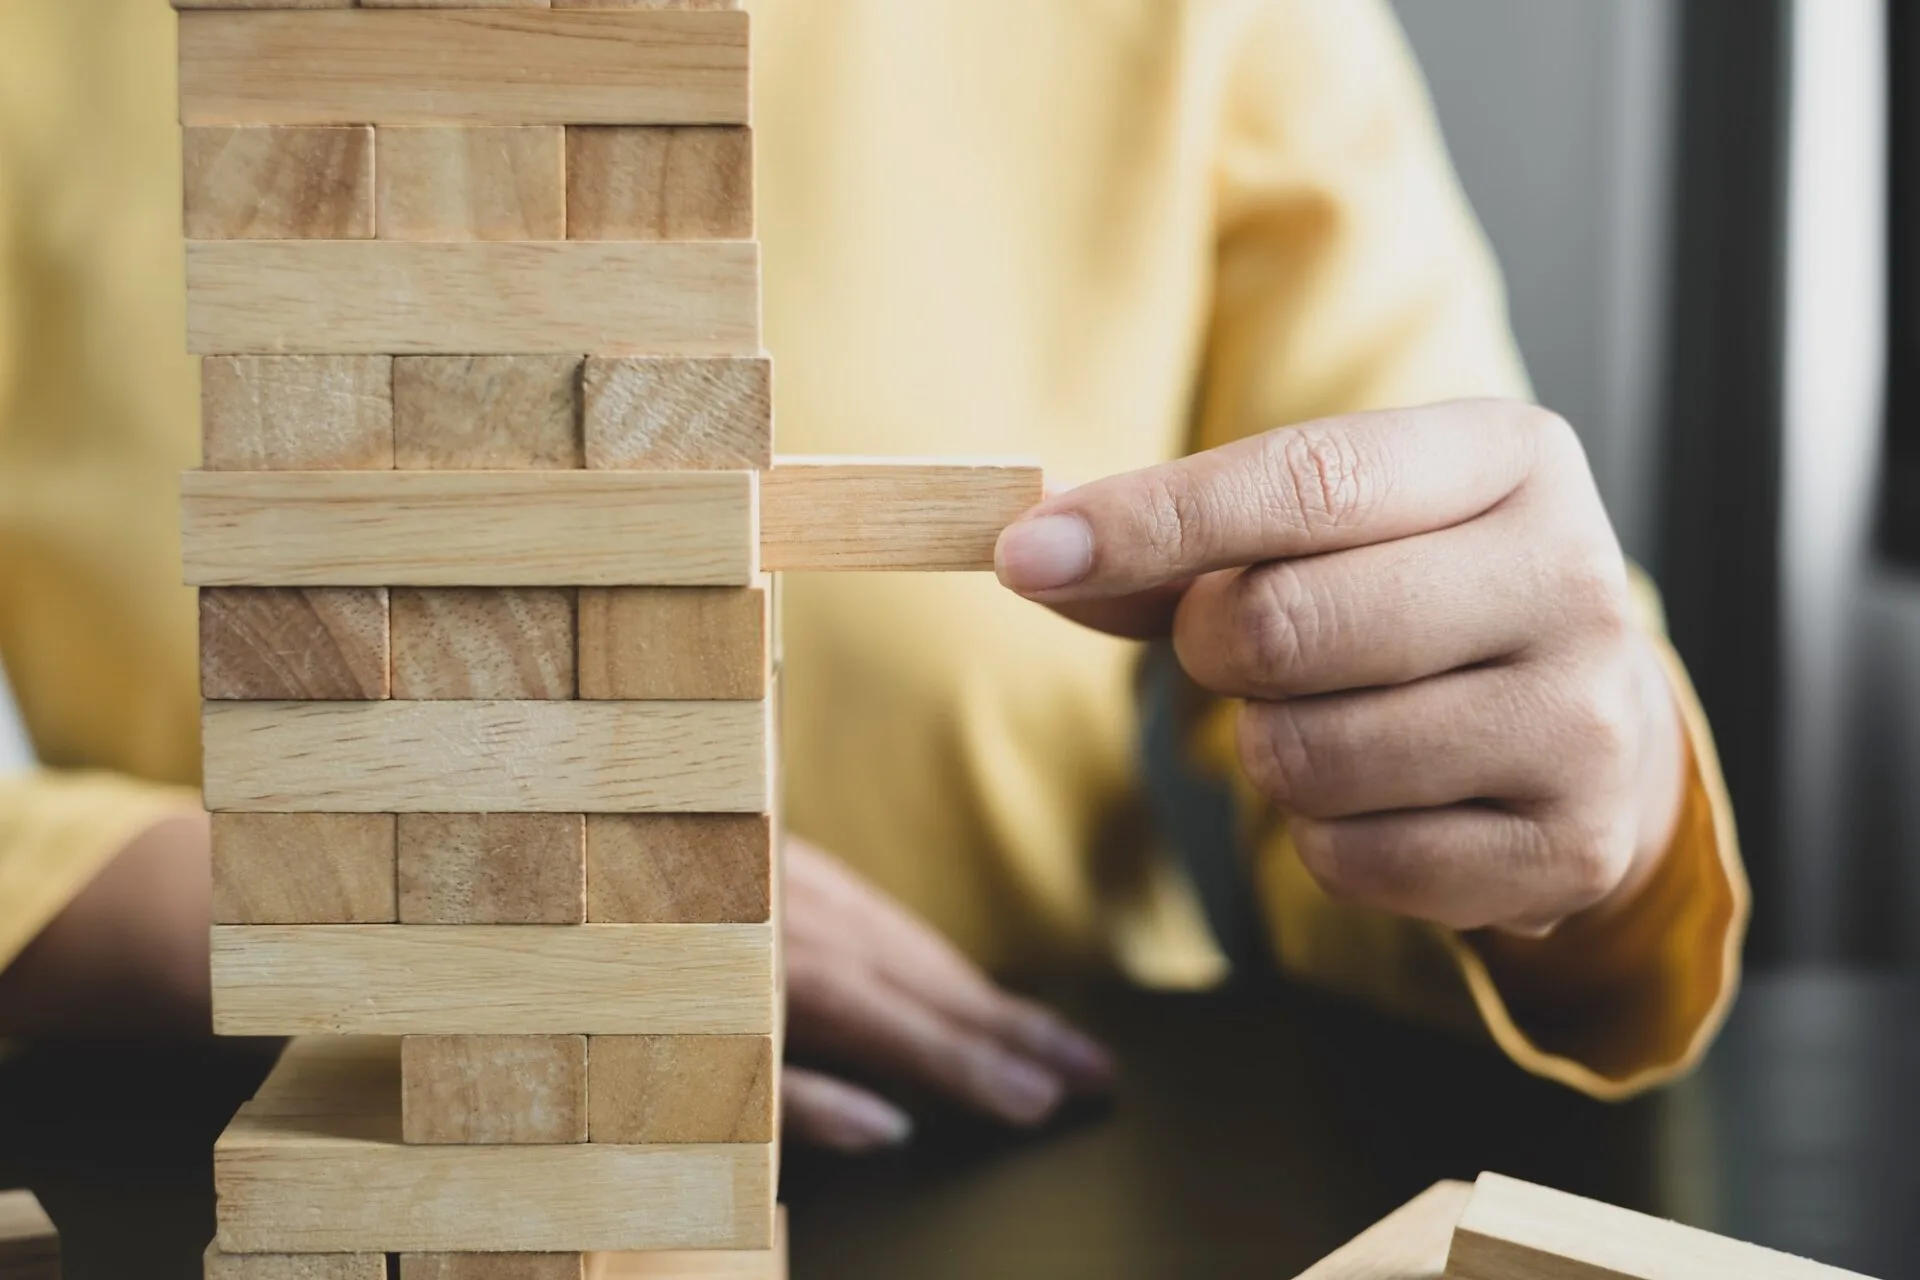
left=173, top=4, right=1041, bottom=1276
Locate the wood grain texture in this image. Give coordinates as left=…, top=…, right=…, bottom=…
left=391, top=589, right=576, bottom=700
left=211, top=925, right=775, bottom=1035
left=1291, top=1182, right=1469, bottom=1280
left=202, top=699, right=770, bottom=813
left=204, top=1243, right=384, bottom=1280
left=179, top=9, right=748, bottom=126
left=200, top=355, right=393, bottom=470
left=181, top=470, right=758, bottom=588
left=595, top=1213, right=784, bottom=1279
left=0, top=1191, right=57, bottom=1280
left=212, top=813, right=398, bottom=925
left=394, top=355, right=582, bottom=470
left=588, top=1035, right=772, bottom=1143
left=567, top=127, right=751, bottom=240
left=251, top=1038, right=402, bottom=1119
left=398, top=813, right=585, bottom=924
left=378, top=127, right=565, bottom=241
left=200, top=587, right=390, bottom=701
left=183, top=126, right=373, bottom=239
left=759, top=459, right=1043, bottom=571
left=586, top=814, right=771, bottom=923
left=582, top=357, right=769, bottom=471
left=401, top=1258, right=582, bottom=1280
left=186, top=240, right=759, bottom=356
left=402, top=1035, right=586, bottom=1144
left=579, top=585, right=766, bottom=701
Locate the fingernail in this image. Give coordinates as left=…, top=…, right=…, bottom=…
left=826, top=1094, right=914, bottom=1152
left=987, top=1056, right=1066, bottom=1124
left=995, top=514, right=1093, bottom=594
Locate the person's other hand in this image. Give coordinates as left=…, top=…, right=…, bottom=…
left=995, top=400, right=1685, bottom=937
left=781, top=835, right=1114, bottom=1153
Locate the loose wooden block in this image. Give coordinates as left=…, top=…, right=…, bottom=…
left=251, top=1037, right=402, bottom=1119
left=759, top=459, right=1044, bottom=571
left=204, top=1243, right=385, bottom=1280
left=391, top=589, right=576, bottom=700
left=1292, top=1182, right=1469, bottom=1280
left=0, top=1190, right=57, bottom=1280
left=186, top=241, right=759, bottom=356
left=183, top=126, right=374, bottom=239
left=179, top=10, right=749, bottom=126
left=588, top=1035, right=773, bottom=1144
left=212, top=813, right=398, bottom=925
left=378, top=127, right=566, bottom=241
left=200, top=587, right=390, bottom=701
left=394, top=355, right=581, bottom=470
left=586, top=814, right=771, bottom=923
left=200, top=355, right=393, bottom=471
left=402, top=1035, right=586, bottom=1144
left=401, top=1258, right=582, bottom=1280
left=578, top=585, right=766, bottom=701
left=211, top=924, right=775, bottom=1035
left=582, top=357, right=769, bottom=471
left=202, top=699, right=770, bottom=813
left=181, top=469, right=758, bottom=588
left=567, top=127, right=751, bottom=240
left=398, top=813, right=585, bottom=924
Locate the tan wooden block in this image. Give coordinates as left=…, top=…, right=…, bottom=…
left=398, top=813, right=585, bottom=924
left=393, top=355, right=581, bottom=470
left=174, top=1, right=351, bottom=9
left=212, top=813, right=397, bottom=925
left=578, top=586, right=765, bottom=702
left=554, top=1, right=740, bottom=8
left=181, top=470, right=758, bottom=588
left=179, top=10, right=748, bottom=127
left=183, top=126, right=373, bottom=239
left=567, top=127, right=751, bottom=240
left=0, top=1190, right=57, bottom=1280
left=759, top=459, right=1044, bottom=571
left=595, top=1212, right=785, bottom=1279
left=1291, top=1182, right=1469, bottom=1280
left=401, top=1258, right=583, bottom=1280
left=582, top=357, right=769, bottom=471
left=200, top=355, right=394, bottom=470
left=588, top=1035, right=771, bottom=1144
left=391, top=589, right=575, bottom=700
left=187, top=240, right=758, bottom=356
left=250, top=1037, right=402, bottom=1119
left=586, top=814, right=770, bottom=924
left=200, top=587, right=390, bottom=701
left=402, top=1035, right=586, bottom=1144
left=204, top=1242, right=384, bottom=1280
left=378, top=127, right=565, bottom=241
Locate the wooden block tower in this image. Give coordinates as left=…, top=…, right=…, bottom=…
left=174, top=5, right=1040, bottom=1276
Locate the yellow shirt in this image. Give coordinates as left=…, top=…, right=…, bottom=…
left=0, top=0, right=1744, bottom=1098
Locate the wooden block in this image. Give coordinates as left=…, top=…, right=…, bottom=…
left=200, top=355, right=393, bottom=470
left=378, top=127, right=566, bottom=241
left=394, top=355, right=581, bottom=470
left=200, top=587, right=390, bottom=701
left=1292, top=1182, right=1470, bottom=1280
left=212, top=813, right=398, bottom=925
left=567, top=127, right=751, bottom=240
left=554, top=1, right=742, bottom=9
left=202, top=699, right=769, bottom=813
left=250, top=1038, right=402, bottom=1118
left=588, top=1035, right=772, bottom=1144
left=402, top=1035, right=586, bottom=1144
left=179, top=10, right=749, bottom=127
left=759, top=459, right=1044, bottom=571
left=579, top=586, right=766, bottom=701
left=595, top=1212, right=785, bottom=1280
left=1445, top=1172, right=1865, bottom=1280
left=173, top=0, right=351, bottom=10
left=211, top=924, right=775, bottom=1035
left=204, top=1242, right=384, bottom=1280
left=586, top=814, right=770, bottom=923
left=0, top=1190, right=57, bottom=1280
left=398, top=814, right=585, bottom=924
left=181, top=469, right=758, bottom=588
left=391, top=589, right=576, bottom=700
left=401, top=1258, right=582, bottom=1280
left=582, top=357, right=769, bottom=471
left=183, top=126, right=374, bottom=239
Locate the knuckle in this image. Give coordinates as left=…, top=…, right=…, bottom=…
left=1236, top=701, right=1320, bottom=811
left=1293, top=823, right=1408, bottom=905
left=1223, top=563, right=1322, bottom=688
left=1551, top=815, right=1634, bottom=908
left=1266, top=425, right=1376, bottom=539
left=1558, top=681, right=1636, bottom=767
left=1558, top=546, right=1634, bottom=637
left=1519, top=405, right=1589, bottom=473
left=1138, top=467, right=1218, bottom=571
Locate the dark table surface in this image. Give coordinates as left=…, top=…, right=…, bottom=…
left=3, top=967, right=1915, bottom=1279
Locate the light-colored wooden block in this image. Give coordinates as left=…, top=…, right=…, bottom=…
left=596, top=1214, right=786, bottom=1280
left=181, top=470, right=759, bottom=588
left=179, top=10, right=748, bottom=127
left=204, top=1242, right=385, bottom=1280
left=393, top=355, right=581, bottom=470
left=402, top=1035, right=586, bottom=1144
left=1445, top=1173, right=1865, bottom=1280
left=391, top=589, right=576, bottom=700
left=1292, top=1182, right=1470, bottom=1280
left=398, top=813, right=585, bottom=924
left=200, top=587, right=390, bottom=701
left=588, top=1035, right=772, bottom=1144
left=0, top=1190, right=57, bottom=1280
left=211, top=924, right=775, bottom=1035
left=186, top=240, right=759, bottom=356
left=401, top=1258, right=582, bottom=1280
left=212, top=813, right=398, bottom=925
left=202, top=699, right=770, bottom=813
left=759, top=459, right=1044, bottom=571
left=250, top=1038, right=402, bottom=1118
left=183, top=126, right=373, bottom=239
left=200, top=355, right=393, bottom=471
left=586, top=814, right=771, bottom=923
left=554, top=1, right=742, bottom=9
left=578, top=586, right=766, bottom=701
left=378, top=127, right=566, bottom=241
left=567, top=127, right=751, bottom=240
left=173, top=0, right=351, bottom=10
left=582, top=357, right=769, bottom=471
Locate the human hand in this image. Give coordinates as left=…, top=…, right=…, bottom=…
left=781, top=835, right=1114, bottom=1152
left=995, top=400, right=1685, bottom=936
